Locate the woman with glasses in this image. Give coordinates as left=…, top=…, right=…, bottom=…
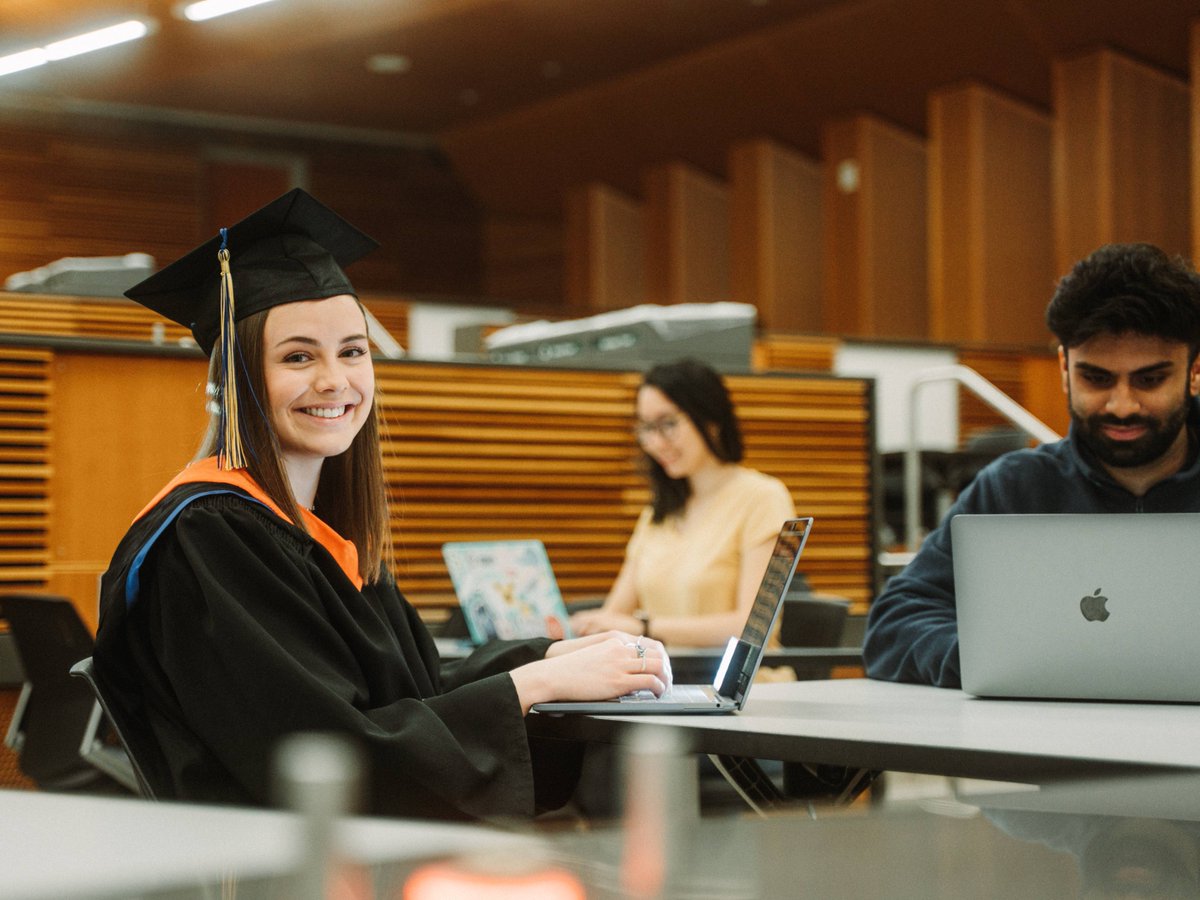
left=570, top=358, right=796, bottom=647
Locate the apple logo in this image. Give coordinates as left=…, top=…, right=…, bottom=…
left=1080, top=588, right=1110, bottom=622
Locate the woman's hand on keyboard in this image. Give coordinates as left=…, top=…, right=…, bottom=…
left=510, top=632, right=673, bottom=712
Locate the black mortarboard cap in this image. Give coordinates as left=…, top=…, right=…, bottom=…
left=125, top=188, right=378, bottom=470
left=125, top=188, right=379, bottom=355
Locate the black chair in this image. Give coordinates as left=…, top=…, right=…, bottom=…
left=780, top=595, right=851, bottom=648
left=0, top=593, right=134, bottom=793
left=70, top=656, right=153, bottom=798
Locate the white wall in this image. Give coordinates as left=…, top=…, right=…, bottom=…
left=834, top=343, right=959, bottom=453
left=406, top=302, right=515, bottom=359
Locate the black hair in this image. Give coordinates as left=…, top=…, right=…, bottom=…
left=1046, top=243, right=1200, bottom=360
left=639, top=358, right=743, bottom=522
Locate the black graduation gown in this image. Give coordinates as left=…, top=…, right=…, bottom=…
left=94, top=482, right=581, bottom=820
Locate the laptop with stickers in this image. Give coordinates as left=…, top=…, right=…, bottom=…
left=441, top=539, right=573, bottom=644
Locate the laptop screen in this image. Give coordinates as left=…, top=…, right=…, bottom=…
left=441, top=539, right=572, bottom=643
left=713, top=517, right=812, bottom=706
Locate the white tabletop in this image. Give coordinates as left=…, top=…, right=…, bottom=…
left=529, top=678, right=1200, bottom=783
left=0, top=790, right=540, bottom=900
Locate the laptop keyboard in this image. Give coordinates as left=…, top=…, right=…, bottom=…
left=618, top=684, right=714, bottom=704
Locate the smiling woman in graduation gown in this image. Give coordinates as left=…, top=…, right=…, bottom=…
left=92, top=190, right=669, bottom=821
left=96, top=467, right=574, bottom=820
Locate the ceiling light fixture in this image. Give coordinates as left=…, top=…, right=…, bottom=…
left=45, top=20, right=151, bottom=60
left=0, top=19, right=152, bottom=78
left=0, top=48, right=48, bottom=78
left=179, top=0, right=279, bottom=22
left=366, top=54, right=411, bottom=75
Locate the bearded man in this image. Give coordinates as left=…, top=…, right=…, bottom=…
left=865, top=243, right=1200, bottom=687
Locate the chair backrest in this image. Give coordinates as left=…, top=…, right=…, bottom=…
left=70, top=656, right=155, bottom=799
left=0, top=593, right=112, bottom=790
left=0, top=593, right=94, bottom=685
left=779, top=596, right=851, bottom=648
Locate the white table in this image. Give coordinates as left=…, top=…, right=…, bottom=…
left=529, top=678, right=1200, bottom=783
left=0, top=790, right=540, bottom=900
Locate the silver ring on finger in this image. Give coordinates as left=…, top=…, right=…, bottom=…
left=640, top=655, right=646, bottom=672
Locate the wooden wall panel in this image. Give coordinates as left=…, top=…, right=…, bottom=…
left=1191, top=20, right=1200, bottom=267
left=957, top=347, right=1066, bottom=445
left=643, top=162, right=731, bottom=305
left=0, top=349, right=51, bottom=595
left=753, top=334, right=840, bottom=373
left=0, top=333, right=873, bottom=627
left=377, top=361, right=875, bottom=610
left=1020, top=354, right=1071, bottom=437
left=0, top=123, right=203, bottom=280
left=0, top=119, right=486, bottom=301
left=202, top=158, right=298, bottom=230
left=481, top=214, right=564, bottom=308
left=48, top=352, right=209, bottom=630
left=821, top=115, right=927, bottom=339
left=729, top=138, right=823, bottom=332
left=928, top=88, right=974, bottom=343
left=929, top=83, right=1054, bottom=346
left=564, top=183, right=646, bottom=313
left=1053, top=49, right=1190, bottom=273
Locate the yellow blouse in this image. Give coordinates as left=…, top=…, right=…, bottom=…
left=626, top=466, right=796, bottom=619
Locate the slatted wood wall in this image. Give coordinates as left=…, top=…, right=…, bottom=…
left=0, top=301, right=875, bottom=631
left=0, top=348, right=51, bottom=789
left=956, top=348, right=1041, bottom=446
left=378, top=361, right=876, bottom=610
left=0, top=292, right=408, bottom=351
left=752, top=334, right=841, bottom=372
left=0, top=348, right=51, bottom=591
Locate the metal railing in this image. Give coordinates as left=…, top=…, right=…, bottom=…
left=904, top=365, right=1060, bottom=552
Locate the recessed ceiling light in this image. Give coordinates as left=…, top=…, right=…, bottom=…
left=0, top=19, right=152, bottom=78
left=178, top=0, right=279, bottom=22
left=0, top=48, right=48, bottom=78
left=366, top=54, right=411, bottom=75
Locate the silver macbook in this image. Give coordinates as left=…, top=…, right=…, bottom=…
left=952, top=513, right=1200, bottom=702
left=532, top=517, right=812, bottom=716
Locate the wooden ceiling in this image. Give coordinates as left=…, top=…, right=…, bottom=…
left=3, top=0, right=1200, bottom=218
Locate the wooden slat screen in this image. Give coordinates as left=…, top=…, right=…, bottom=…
left=0, top=293, right=409, bottom=356
left=0, top=348, right=50, bottom=590
left=0, top=334, right=873, bottom=622
left=957, top=348, right=1035, bottom=446
left=0, top=294, right=192, bottom=344
left=360, top=296, right=410, bottom=353
left=752, top=333, right=840, bottom=372
left=377, top=361, right=875, bottom=612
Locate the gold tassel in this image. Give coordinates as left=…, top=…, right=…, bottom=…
left=216, top=247, right=247, bottom=470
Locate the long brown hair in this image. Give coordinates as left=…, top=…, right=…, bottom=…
left=196, top=302, right=392, bottom=583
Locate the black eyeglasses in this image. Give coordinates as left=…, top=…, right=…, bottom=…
left=633, top=415, right=682, bottom=444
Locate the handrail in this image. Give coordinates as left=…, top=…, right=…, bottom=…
left=905, top=365, right=1060, bottom=551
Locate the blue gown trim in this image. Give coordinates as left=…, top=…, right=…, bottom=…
left=124, top=488, right=270, bottom=607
